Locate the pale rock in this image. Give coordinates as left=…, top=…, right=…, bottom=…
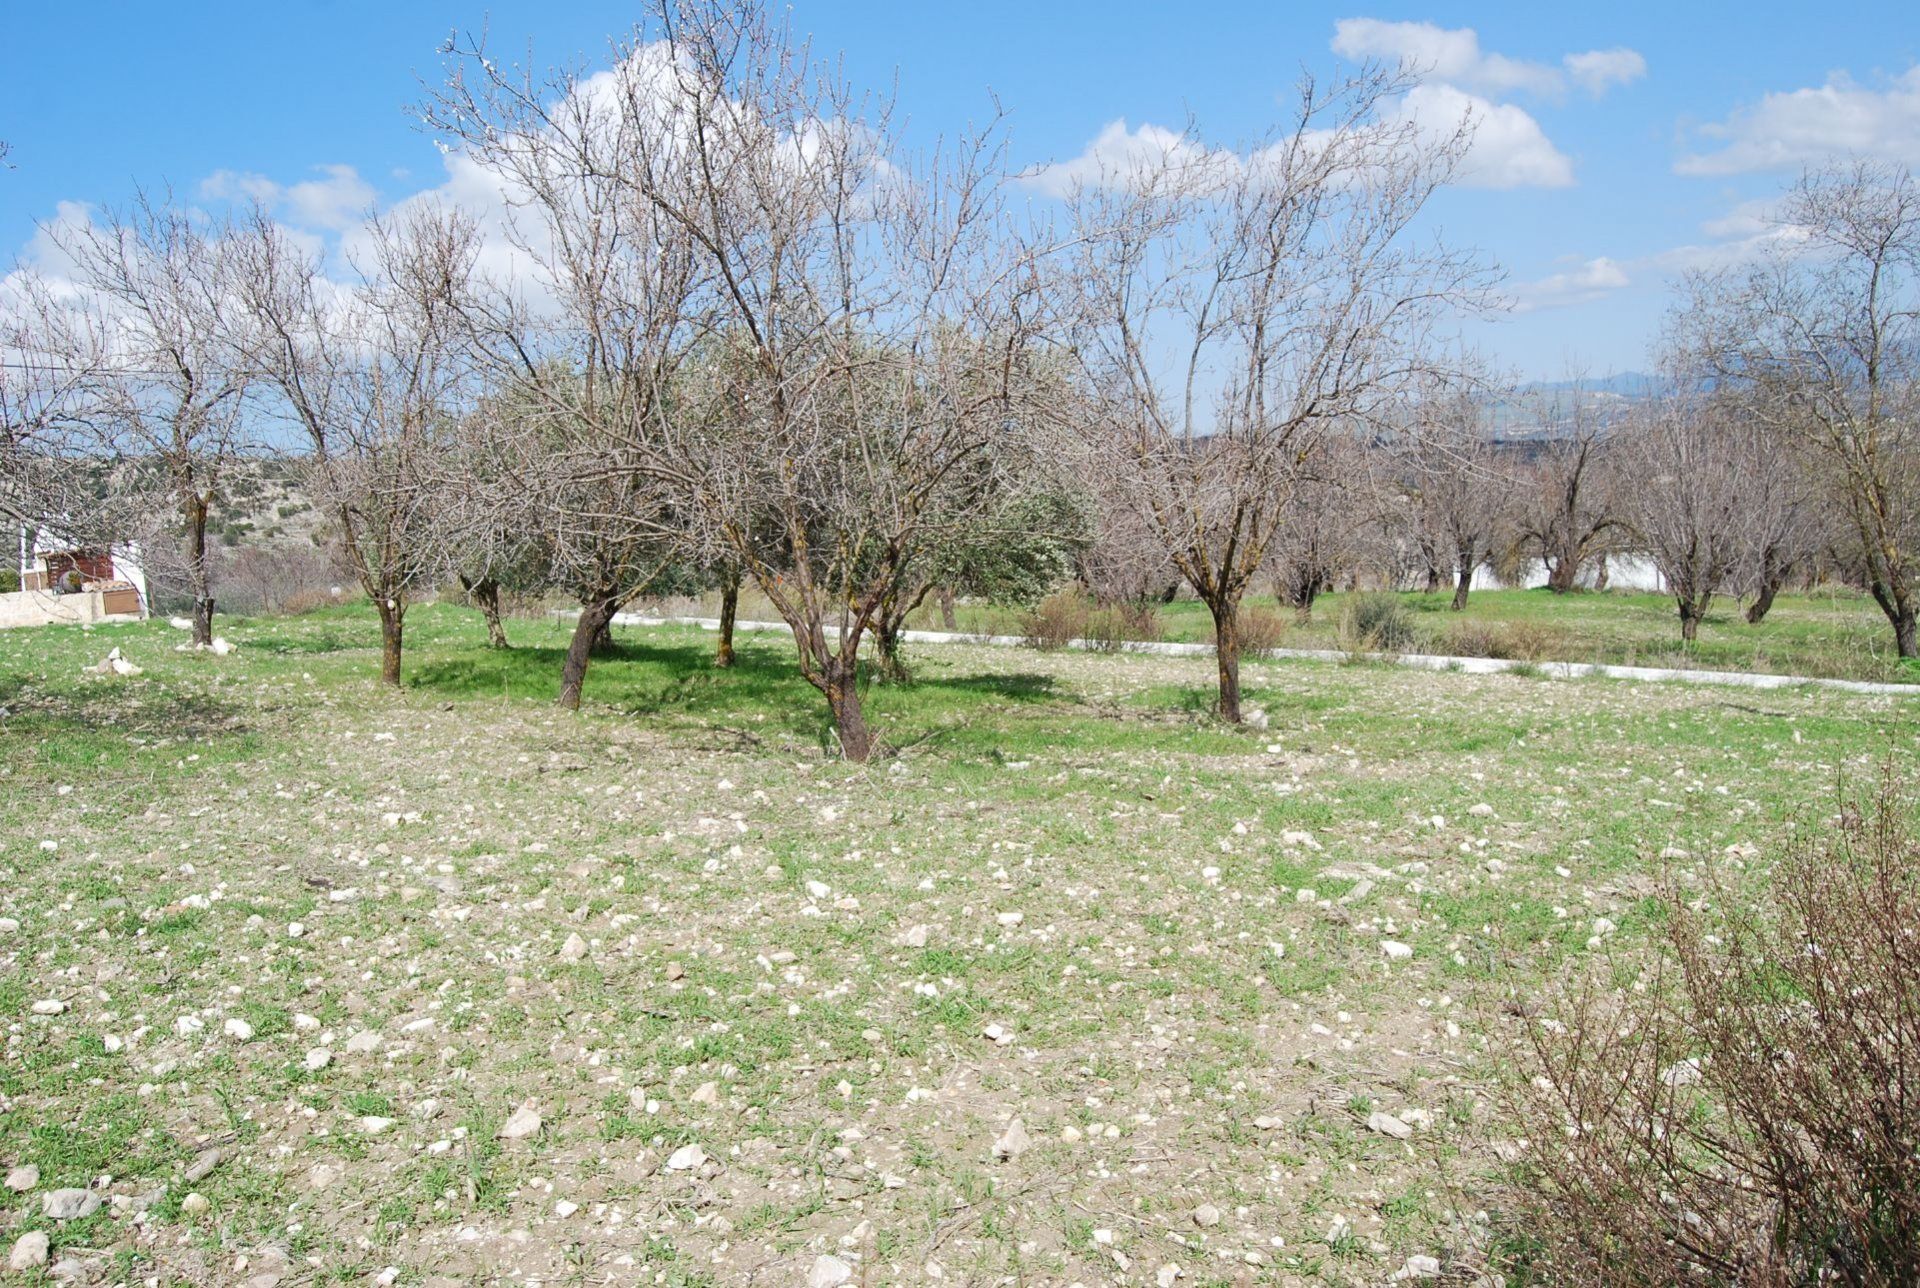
left=9, top=1232, right=50, bottom=1272
left=560, top=932, right=589, bottom=961
left=6, top=1164, right=39, bottom=1192
left=899, top=923, right=929, bottom=948
left=992, top=1117, right=1031, bottom=1160
left=42, top=1188, right=101, bottom=1220
left=304, top=1048, right=332, bottom=1072
left=1381, top=940, right=1414, bottom=960
left=498, top=1102, right=543, bottom=1141
left=224, top=1017, right=255, bottom=1041
left=690, top=1081, right=720, bottom=1106
left=1467, top=803, right=1495, bottom=818
left=359, top=1116, right=395, bottom=1135
left=1192, top=1203, right=1222, bottom=1228
left=809, top=1254, right=855, bottom=1288
left=666, top=1143, right=707, bottom=1171
left=180, top=1191, right=210, bottom=1215
left=995, top=911, right=1025, bottom=927
left=1394, top=1254, right=1443, bottom=1280
left=31, top=999, right=66, bottom=1015
left=344, top=1029, right=382, bottom=1054
left=1366, top=1111, right=1414, bottom=1140
left=554, top=1199, right=579, bottom=1218
left=1156, top=1264, right=1182, bottom=1287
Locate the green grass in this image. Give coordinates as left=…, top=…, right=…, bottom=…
left=0, top=599, right=1912, bottom=1284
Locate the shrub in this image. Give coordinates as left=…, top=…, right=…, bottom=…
left=281, top=587, right=346, bottom=615
left=1021, top=588, right=1091, bottom=651
left=1338, top=592, right=1419, bottom=655
left=1494, top=767, right=1920, bottom=1286
left=0, top=567, right=18, bottom=594
left=1211, top=606, right=1289, bottom=659
left=1022, top=589, right=1162, bottom=653
left=1445, top=619, right=1563, bottom=662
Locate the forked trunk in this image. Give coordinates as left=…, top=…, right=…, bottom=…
left=376, top=598, right=404, bottom=687
left=1546, top=553, right=1580, bottom=595
left=1868, top=578, right=1918, bottom=659
left=1209, top=596, right=1243, bottom=723
left=559, top=595, right=620, bottom=710
left=715, top=569, right=740, bottom=668
left=822, top=657, right=874, bottom=762
left=464, top=577, right=508, bottom=648
left=1451, top=549, right=1475, bottom=612
left=1678, top=591, right=1708, bottom=644
left=1745, top=549, right=1786, bottom=625
left=873, top=617, right=909, bottom=684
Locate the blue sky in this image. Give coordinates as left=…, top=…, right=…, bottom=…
left=3, top=1, right=1917, bottom=377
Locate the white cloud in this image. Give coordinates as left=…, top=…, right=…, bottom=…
left=200, top=163, right=375, bottom=230
left=1678, top=66, right=1920, bottom=175
left=1564, top=49, right=1647, bottom=97
left=1332, top=19, right=1560, bottom=97
left=1331, top=19, right=1644, bottom=100
left=1510, top=256, right=1630, bottom=312
left=1385, top=84, right=1574, bottom=189
left=1018, top=120, right=1236, bottom=199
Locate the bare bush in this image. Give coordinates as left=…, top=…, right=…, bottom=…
left=1497, top=768, right=1920, bottom=1286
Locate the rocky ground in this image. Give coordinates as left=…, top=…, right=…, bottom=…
left=3, top=608, right=1910, bottom=1285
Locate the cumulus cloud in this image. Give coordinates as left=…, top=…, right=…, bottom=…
left=1331, top=19, right=1645, bottom=100
left=1509, top=256, right=1631, bottom=312
left=1384, top=84, right=1574, bottom=189
left=1017, top=120, right=1236, bottom=198
left=200, top=163, right=375, bottom=230
left=1677, top=66, right=1920, bottom=175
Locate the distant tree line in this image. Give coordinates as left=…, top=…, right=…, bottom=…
left=3, top=0, right=1915, bottom=756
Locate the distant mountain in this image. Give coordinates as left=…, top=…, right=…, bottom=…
left=1517, top=372, right=1669, bottom=399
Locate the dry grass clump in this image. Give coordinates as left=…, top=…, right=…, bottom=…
left=1444, top=619, right=1564, bottom=662
left=1022, top=588, right=1162, bottom=652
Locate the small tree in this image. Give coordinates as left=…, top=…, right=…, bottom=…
left=1401, top=378, right=1515, bottom=611
left=1615, top=389, right=1754, bottom=642
left=1056, top=68, right=1491, bottom=720
left=44, top=195, right=253, bottom=644
left=1511, top=384, right=1622, bottom=594
left=234, top=206, right=478, bottom=686
left=1679, top=161, right=1920, bottom=655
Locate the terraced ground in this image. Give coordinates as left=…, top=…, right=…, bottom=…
left=3, top=603, right=1912, bottom=1286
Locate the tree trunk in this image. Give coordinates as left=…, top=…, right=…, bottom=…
left=463, top=576, right=509, bottom=649
left=1451, top=548, right=1474, bottom=612
left=1898, top=605, right=1919, bottom=660
left=1594, top=556, right=1610, bottom=592
left=1679, top=598, right=1701, bottom=643
left=873, top=616, right=909, bottom=684
left=376, top=598, right=404, bottom=687
left=715, top=567, right=740, bottom=668
left=1208, top=597, right=1243, bottom=723
left=822, top=657, right=874, bottom=762
left=937, top=586, right=958, bottom=631
left=559, top=595, right=620, bottom=710
left=1546, top=554, right=1579, bottom=594
left=1423, top=562, right=1443, bottom=594
left=1746, top=549, right=1786, bottom=624
left=185, top=495, right=215, bottom=647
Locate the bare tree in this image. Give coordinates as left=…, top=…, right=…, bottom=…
left=423, top=45, right=716, bottom=708
left=1056, top=69, right=1492, bottom=721
left=483, top=0, right=1054, bottom=761
left=1511, top=385, right=1622, bottom=594
left=1615, top=389, right=1756, bottom=642
left=1, top=269, right=105, bottom=532
left=233, top=207, right=478, bottom=685
left=44, top=195, right=252, bottom=643
left=1268, top=434, right=1385, bottom=622
left=1680, top=161, right=1920, bottom=655
left=1400, top=376, right=1514, bottom=610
